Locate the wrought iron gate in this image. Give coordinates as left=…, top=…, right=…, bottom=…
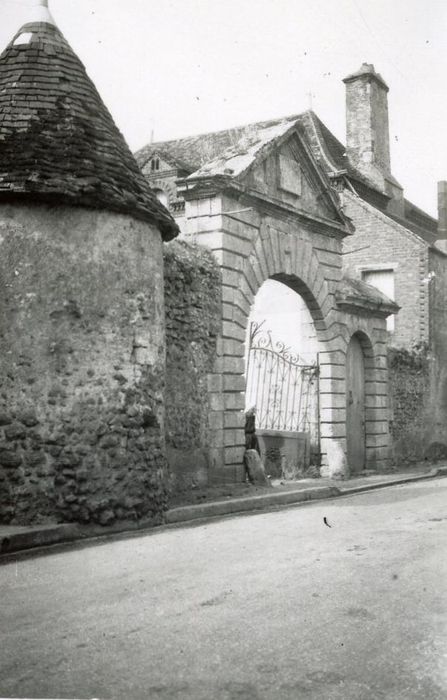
left=245, top=321, right=320, bottom=453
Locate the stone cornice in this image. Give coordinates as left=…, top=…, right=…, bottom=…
left=335, top=290, right=399, bottom=318
left=144, top=169, right=179, bottom=180
left=178, top=177, right=351, bottom=239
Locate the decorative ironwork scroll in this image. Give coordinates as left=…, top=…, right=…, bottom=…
left=245, top=321, right=320, bottom=439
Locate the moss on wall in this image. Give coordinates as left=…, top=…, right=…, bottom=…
left=0, top=204, right=168, bottom=526
left=164, top=241, right=221, bottom=488
left=389, top=344, right=428, bottom=445
left=388, top=344, right=447, bottom=463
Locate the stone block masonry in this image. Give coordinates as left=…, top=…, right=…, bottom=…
left=183, top=192, right=393, bottom=479
left=0, top=204, right=168, bottom=526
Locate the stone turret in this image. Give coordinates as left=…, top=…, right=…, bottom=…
left=0, top=3, right=177, bottom=525
left=0, top=1, right=177, bottom=240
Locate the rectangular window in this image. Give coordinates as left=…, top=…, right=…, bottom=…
left=362, top=268, right=395, bottom=331
left=278, top=154, right=302, bottom=196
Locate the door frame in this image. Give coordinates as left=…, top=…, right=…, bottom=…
left=346, top=333, right=366, bottom=473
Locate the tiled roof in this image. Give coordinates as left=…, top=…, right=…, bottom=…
left=136, top=110, right=375, bottom=193
left=0, top=20, right=178, bottom=241
left=295, top=111, right=395, bottom=192
left=136, top=109, right=436, bottom=242
left=135, top=115, right=301, bottom=174
left=295, top=111, right=347, bottom=172
left=402, top=199, right=438, bottom=243
left=185, top=117, right=302, bottom=179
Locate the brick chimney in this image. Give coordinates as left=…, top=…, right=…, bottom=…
left=343, top=63, right=404, bottom=215
left=438, top=181, right=447, bottom=240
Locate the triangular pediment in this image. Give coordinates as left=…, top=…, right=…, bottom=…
left=241, top=129, right=345, bottom=224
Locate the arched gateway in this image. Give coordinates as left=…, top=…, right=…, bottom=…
left=183, top=196, right=396, bottom=479
left=246, top=279, right=321, bottom=476
left=139, top=116, right=399, bottom=480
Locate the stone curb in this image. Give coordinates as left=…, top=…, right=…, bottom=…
left=0, top=524, right=80, bottom=555
left=1, top=467, right=446, bottom=556
left=165, top=486, right=340, bottom=523
left=165, top=466, right=447, bottom=524
left=0, top=517, right=161, bottom=557
left=339, top=466, right=447, bottom=496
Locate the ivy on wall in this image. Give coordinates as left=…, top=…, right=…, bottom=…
left=388, top=343, right=430, bottom=461
left=163, top=240, right=221, bottom=458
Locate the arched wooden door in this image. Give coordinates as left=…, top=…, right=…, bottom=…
left=346, top=334, right=366, bottom=473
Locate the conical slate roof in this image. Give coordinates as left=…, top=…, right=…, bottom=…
left=0, top=17, right=178, bottom=240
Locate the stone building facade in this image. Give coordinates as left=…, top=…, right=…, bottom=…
left=137, top=118, right=398, bottom=482
left=0, top=5, right=178, bottom=524
left=319, top=64, right=447, bottom=461
left=138, top=63, right=447, bottom=470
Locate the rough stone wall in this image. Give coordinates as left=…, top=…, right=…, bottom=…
left=388, top=346, right=436, bottom=463
left=164, top=241, right=221, bottom=489
left=424, top=248, right=447, bottom=452
left=429, top=248, right=447, bottom=358
left=0, top=204, right=167, bottom=526
left=342, top=191, right=429, bottom=348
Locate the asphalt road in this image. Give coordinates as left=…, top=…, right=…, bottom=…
left=1, top=478, right=447, bottom=700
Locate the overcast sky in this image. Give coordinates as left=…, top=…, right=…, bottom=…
left=1, top=0, right=446, bottom=216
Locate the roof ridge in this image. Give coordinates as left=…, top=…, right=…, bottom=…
left=148, top=112, right=303, bottom=147
left=135, top=112, right=307, bottom=174
left=308, top=111, right=346, bottom=154
left=304, top=111, right=342, bottom=174
left=404, top=197, right=437, bottom=224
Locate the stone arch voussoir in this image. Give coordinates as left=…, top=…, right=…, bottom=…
left=149, top=178, right=177, bottom=205
left=215, top=228, right=344, bottom=477
left=246, top=233, right=331, bottom=334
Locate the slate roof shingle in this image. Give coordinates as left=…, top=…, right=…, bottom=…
left=136, top=109, right=436, bottom=244
left=135, top=114, right=301, bottom=174
left=0, top=21, right=178, bottom=241
left=135, top=110, right=383, bottom=194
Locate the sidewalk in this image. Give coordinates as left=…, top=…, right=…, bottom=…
left=1, top=464, right=446, bottom=557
